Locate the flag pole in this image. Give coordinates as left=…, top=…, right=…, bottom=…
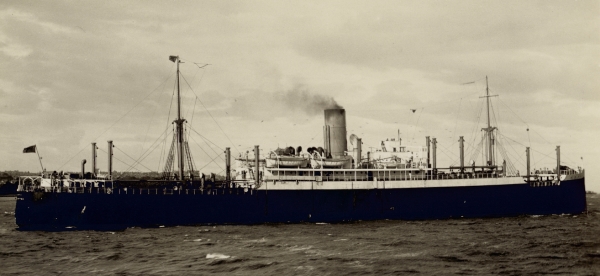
left=36, top=147, right=44, bottom=172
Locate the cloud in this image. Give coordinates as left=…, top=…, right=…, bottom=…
left=0, top=36, right=31, bottom=58
left=0, top=8, right=77, bottom=34
left=292, top=1, right=600, bottom=102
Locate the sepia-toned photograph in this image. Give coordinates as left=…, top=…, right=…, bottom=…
left=0, top=1, right=598, bottom=275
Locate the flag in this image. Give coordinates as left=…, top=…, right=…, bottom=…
left=23, top=145, right=36, bottom=153
left=169, top=55, right=178, bottom=63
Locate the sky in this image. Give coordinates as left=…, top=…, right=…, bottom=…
left=1, top=1, right=599, bottom=191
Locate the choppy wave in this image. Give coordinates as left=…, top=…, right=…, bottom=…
left=206, top=253, right=231, bottom=259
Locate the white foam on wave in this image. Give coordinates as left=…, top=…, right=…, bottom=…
left=206, top=253, right=231, bottom=259
left=289, top=245, right=313, bottom=251
left=247, top=237, right=267, bottom=243
left=395, top=252, right=423, bottom=258
left=295, top=265, right=315, bottom=271
left=183, top=238, right=203, bottom=242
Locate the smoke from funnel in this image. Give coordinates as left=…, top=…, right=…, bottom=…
left=279, top=86, right=342, bottom=116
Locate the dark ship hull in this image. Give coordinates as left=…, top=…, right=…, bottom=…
left=0, top=182, right=18, bottom=196
left=15, top=177, right=586, bottom=231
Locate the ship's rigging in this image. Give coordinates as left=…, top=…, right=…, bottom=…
left=480, top=76, right=498, bottom=167
left=57, top=60, right=564, bottom=181
left=462, top=76, right=515, bottom=175
left=162, top=55, right=196, bottom=180
left=465, top=76, right=520, bottom=176
left=425, top=76, right=519, bottom=176
left=123, top=55, right=227, bottom=179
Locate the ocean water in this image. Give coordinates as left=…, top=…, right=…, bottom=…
left=0, top=195, right=599, bottom=275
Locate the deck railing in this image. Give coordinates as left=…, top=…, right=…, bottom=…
left=265, top=169, right=504, bottom=182
left=17, top=185, right=255, bottom=196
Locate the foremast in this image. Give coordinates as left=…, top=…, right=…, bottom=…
left=480, top=76, right=497, bottom=167
left=164, top=55, right=194, bottom=180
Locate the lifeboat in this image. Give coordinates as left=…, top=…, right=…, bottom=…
left=265, top=151, right=309, bottom=168
left=265, top=156, right=309, bottom=168
left=309, top=153, right=352, bottom=169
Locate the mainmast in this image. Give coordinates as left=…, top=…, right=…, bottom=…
left=480, top=76, right=497, bottom=167
left=170, top=55, right=186, bottom=180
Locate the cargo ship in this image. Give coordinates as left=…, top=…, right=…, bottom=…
left=14, top=56, right=586, bottom=231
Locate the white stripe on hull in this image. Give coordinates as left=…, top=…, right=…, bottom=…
left=257, top=173, right=584, bottom=190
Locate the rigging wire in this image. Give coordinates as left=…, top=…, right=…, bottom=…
left=121, top=127, right=173, bottom=174
left=183, top=68, right=205, bottom=120
left=158, top=80, right=177, bottom=172
left=140, top=71, right=175, bottom=158
left=304, top=132, right=321, bottom=149
left=468, top=134, right=484, bottom=165
left=496, top=142, right=517, bottom=175
left=496, top=97, right=535, bottom=165
left=500, top=92, right=574, bottom=166
left=58, top=65, right=176, bottom=171
left=352, top=89, right=481, bottom=147
left=496, top=133, right=526, bottom=168
left=179, top=72, right=240, bottom=155
left=496, top=132, right=558, bottom=168
left=436, top=142, right=458, bottom=167
left=461, top=138, right=478, bottom=166
left=463, top=80, right=490, bottom=165
left=490, top=98, right=518, bottom=173
left=162, top=134, right=176, bottom=177
left=437, top=141, right=459, bottom=160
left=497, top=97, right=530, bottom=130
left=185, top=63, right=209, bottom=124
left=466, top=96, right=484, bottom=158
left=187, top=97, right=198, bottom=142
left=197, top=163, right=224, bottom=175
left=188, top=134, right=225, bottom=171
left=96, top=147, right=142, bottom=174
left=113, top=146, right=153, bottom=172
left=183, top=125, right=197, bottom=173
left=158, top=62, right=211, bottom=175
left=187, top=123, right=226, bottom=161
left=188, top=63, right=209, bottom=92
left=490, top=96, right=500, bottom=166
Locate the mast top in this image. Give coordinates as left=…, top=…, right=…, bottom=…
left=478, top=76, right=498, bottom=166
left=170, top=55, right=187, bottom=180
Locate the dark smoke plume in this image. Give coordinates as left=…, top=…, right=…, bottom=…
left=278, top=86, right=342, bottom=116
